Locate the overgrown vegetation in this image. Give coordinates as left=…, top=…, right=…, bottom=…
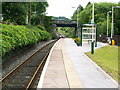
left=2, top=2, right=57, bottom=39
left=1, top=2, right=58, bottom=60
left=86, top=45, right=119, bottom=83
left=1, top=24, right=50, bottom=57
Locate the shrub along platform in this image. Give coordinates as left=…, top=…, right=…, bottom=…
left=1, top=24, right=51, bottom=59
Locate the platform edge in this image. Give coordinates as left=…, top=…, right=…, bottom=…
left=37, top=39, right=61, bottom=89
left=83, top=53, right=119, bottom=88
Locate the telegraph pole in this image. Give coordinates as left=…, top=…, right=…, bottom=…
left=107, top=11, right=111, bottom=37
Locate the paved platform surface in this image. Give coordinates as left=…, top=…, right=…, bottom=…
left=37, top=38, right=118, bottom=88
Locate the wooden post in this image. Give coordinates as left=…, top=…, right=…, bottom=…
left=29, top=2, right=31, bottom=25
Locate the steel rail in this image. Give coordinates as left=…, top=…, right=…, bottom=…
left=1, top=40, right=56, bottom=83
left=26, top=51, right=49, bottom=89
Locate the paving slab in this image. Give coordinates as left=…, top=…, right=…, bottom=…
left=41, top=39, right=69, bottom=88
left=62, top=39, right=83, bottom=88
left=37, top=38, right=118, bottom=88
left=37, top=38, right=83, bottom=88
left=65, top=38, right=118, bottom=88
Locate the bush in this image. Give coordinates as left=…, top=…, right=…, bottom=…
left=50, top=32, right=58, bottom=39
left=74, top=38, right=81, bottom=46
left=1, top=23, right=50, bottom=57
left=74, top=38, right=81, bottom=43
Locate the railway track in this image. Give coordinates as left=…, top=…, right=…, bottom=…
left=1, top=40, right=56, bottom=89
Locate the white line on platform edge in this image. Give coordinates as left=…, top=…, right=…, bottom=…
left=37, top=39, right=61, bottom=89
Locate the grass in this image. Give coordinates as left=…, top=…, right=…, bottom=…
left=85, top=45, right=119, bottom=83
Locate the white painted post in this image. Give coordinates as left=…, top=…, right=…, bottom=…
left=111, top=6, right=114, bottom=39
left=107, top=11, right=111, bottom=37
left=107, top=12, right=109, bottom=37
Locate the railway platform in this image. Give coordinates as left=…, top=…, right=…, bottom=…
left=37, top=38, right=118, bottom=88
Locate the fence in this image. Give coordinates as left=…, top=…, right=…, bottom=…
left=98, top=34, right=120, bottom=46
left=113, top=35, right=120, bottom=46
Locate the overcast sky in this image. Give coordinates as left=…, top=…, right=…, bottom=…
left=46, top=0, right=119, bottom=19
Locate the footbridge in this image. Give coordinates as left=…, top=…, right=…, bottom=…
left=52, top=20, right=77, bottom=37
left=52, top=20, right=77, bottom=27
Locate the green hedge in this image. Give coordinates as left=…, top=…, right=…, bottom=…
left=1, top=24, right=50, bottom=57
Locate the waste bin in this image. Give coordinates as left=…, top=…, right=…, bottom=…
left=112, top=40, right=115, bottom=45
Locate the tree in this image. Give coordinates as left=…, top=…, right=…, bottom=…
left=114, top=2, right=120, bottom=35
left=2, top=2, right=49, bottom=25
left=86, top=2, right=91, bottom=7
left=71, top=4, right=83, bottom=20
left=2, top=2, right=28, bottom=25
left=72, top=2, right=119, bottom=35
left=44, top=16, right=53, bottom=32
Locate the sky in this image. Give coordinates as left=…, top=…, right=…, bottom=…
left=46, top=0, right=119, bottom=19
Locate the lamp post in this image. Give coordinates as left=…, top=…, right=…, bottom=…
left=107, top=11, right=111, bottom=37
left=111, top=6, right=120, bottom=44
left=72, top=6, right=80, bottom=37
left=77, top=7, right=79, bottom=37
left=77, top=7, right=80, bottom=38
